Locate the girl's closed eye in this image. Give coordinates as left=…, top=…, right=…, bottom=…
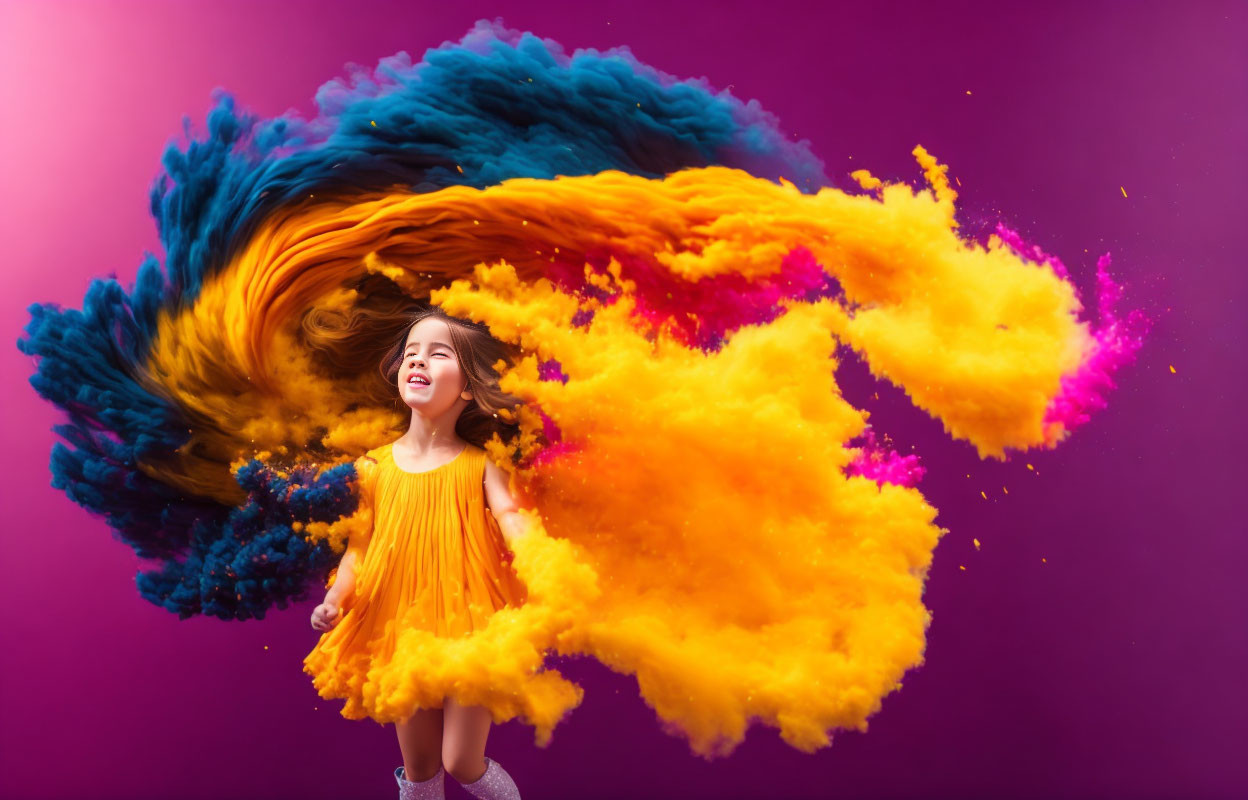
left=408, top=353, right=450, bottom=363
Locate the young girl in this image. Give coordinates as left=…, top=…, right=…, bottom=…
left=304, top=305, right=531, bottom=800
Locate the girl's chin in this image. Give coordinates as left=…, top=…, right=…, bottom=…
left=401, top=395, right=450, bottom=412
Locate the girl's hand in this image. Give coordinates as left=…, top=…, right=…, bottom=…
left=310, top=601, right=343, bottom=632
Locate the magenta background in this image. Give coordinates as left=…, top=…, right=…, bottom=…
left=1, top=1, right=1244, bottom=799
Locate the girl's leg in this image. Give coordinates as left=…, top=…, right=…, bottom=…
left=443, top=696, right=521, bottom=800
left=440, top=695, right=491, bottom=783
left=395, top=705, right=445, bottom=782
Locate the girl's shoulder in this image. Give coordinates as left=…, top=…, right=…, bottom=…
left=363, top=442, right=392, bottom=461
left=356, top=443, right=392, bottom=473
left=462, top=441, right=489, bottom=465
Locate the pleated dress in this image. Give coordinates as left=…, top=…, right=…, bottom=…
left=302, top=441, right=528, bottom=720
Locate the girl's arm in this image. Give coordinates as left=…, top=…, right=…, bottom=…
left=324, top=545, right=362, bottom=608
left=312, top=457, right=374, bottom=629
left=312, top=525, right=367, bottom=630
left=483, top=458, right=532, bottom=546
left=325, top=455, right=377, bottom=608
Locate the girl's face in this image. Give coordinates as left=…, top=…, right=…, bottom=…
left=398, top=317, right=471, bottom=416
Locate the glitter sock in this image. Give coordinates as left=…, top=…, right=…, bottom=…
left=457, top=756, right=520, bottom=800
left=395, top=765, right=445, bottom=800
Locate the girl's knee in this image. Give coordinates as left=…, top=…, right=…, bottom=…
left=403, top=756, right=443, bottom=782
left=442, top=749, right=487, bottom=784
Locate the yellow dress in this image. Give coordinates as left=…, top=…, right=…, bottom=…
left=302, top=441, right=527, bottom=720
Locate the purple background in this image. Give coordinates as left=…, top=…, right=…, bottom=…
left=2, top=2, right=1244, bottom=798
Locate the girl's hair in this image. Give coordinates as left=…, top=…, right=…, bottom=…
left=299, top=279, right=523, bottom=448
left=378, top=306, right=524, bottom=448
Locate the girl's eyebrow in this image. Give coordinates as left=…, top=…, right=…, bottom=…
left=404, top=341, right=453, bottom=353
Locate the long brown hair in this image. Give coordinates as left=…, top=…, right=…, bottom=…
left=377, top=305, right=524, bottom=449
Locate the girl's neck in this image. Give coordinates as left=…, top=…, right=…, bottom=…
left=397, top=408, right=465, bottom=455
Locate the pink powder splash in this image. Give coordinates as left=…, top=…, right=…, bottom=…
left=547, top=245, right=841, bottom=351
left=1043, top=252, right=1153, bottom=437
left=528, top=408, right=580, bottom=469
left=995, top=224, right=1153, bottom=442
left=846, top=427, right=926, bottom=487
left=994, top=222, right=1072, bottom=281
